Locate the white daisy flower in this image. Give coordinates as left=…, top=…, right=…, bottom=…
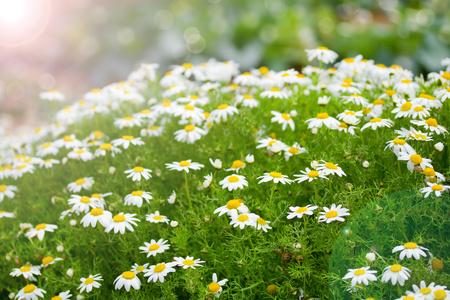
left=233, top=72, right=261, bottom=86
left=174, top=125, right=207, bottom=144
left=94, top=143, right=122, bottom=157
left=214, top=199, right=249, bottom=217
left=341, top=94, right=369, bottom=107
left=209, top=158, right=223, bottom=170
left=318, top=204, right=350, bottom=223
left=143, top=262, right=176, bottom=283
left=392, top=242, right=429, bottom=260
left=316, top=161, right=346, bottom=177
left=236, top=94, right=260, bottom=108
left=36, top=142, right=59, bottom=157
left=54, top=134, right=82, bottom=149
left=39, top=158, right=60, bottom=169
left=173, top=104, right=205, bottom=122
left=10, top=264, right=41, bottom=281
left=165, top=160, right=204, bottom=173
left=25, top=223, right=58, bottom=241
left=384, top=138, right=415, bottom=156
left=305, top=113, right=340, bottom=129
left=391, top=100, right=414, bottom=119
left=124, top=190, right=152, bottom=207
left=293, top=168, right=328, bottom=183
left=68, top=195, right=100, bottom=214
left=173, top=256, right=205, bottom=269
left=111, top=136, right=145, bottom=149
left=342, top=266, right=378, bottom=286
left=286, top=205, right=318, bottom=219
left=14, top=284, right=46, bottom=300
left=411, top=118, right=448, bottom=135
left=40, top=89, right=65, bottom=102
left=0, top=184, right=17, bottom=203
left=408, top=105, right=430, bottom=119
left=411, top=281, right=437, bottom=300
left=139, top=239, right=170, bottom=257
left=431, top=286, right=449, bottom=300
left=167, top=191, right=177, bottom=204
left=124, top=166, right=152, bottom=182
left=394, top=79, right=419, bottom=97
left=208, top=273, right=228, bottom=298
left=177, top=95, right=210, bottom=106
left=229, top=211, right=258, bottom=229
left=67, top=177, right=94, bottom=193
left=245, top=154, right=254, bottom=164
left=41, top=256, right=63, bottom=268
left=80, top=208, right=113, bottom=228
left=381, top=264, right=411, bottom=286
left=435, top=87, right=450, bottom=102
left=89, top=192, right=112, bottom=210
left=142, top=125, right=164, bottom=137
left=203, top=173, right=213, bottom=189
left=422, top=167, right=446, bottom=183
left=0, top=211, right=15, bottom=218
left=260, top=87, right=288, bottom=99
left=146, top=211, right=169, bottom=224
left=130, top=263, right=149, bottom=274
left=105, top=213, right=140, bottom=234
left=77, top=274, right=103, bottom=293
left=305, top=46, right=338, bottom=64
left=210, top=104, right=239, bottom=123
left=420, top=182, right=450, bottom=198
left=114, top=116, right=142, bottom=129
left=257, top=172, right=292, bottom=184
left=114, top=271, right=141, bottom=292
left=271, top=111, right=295, bottom=131
left=332, top=122, right=359, bottom=135
left=219, top=174, right=248, bottom=191
left=361, top=118, right=394, bottom=131
left=411, top=93, right=442, bottom=109
left=397, top=150, right=433, bottom=173
left=255, top=217, right=272, bottom=232
left=50, top=290, right=72, bottom=300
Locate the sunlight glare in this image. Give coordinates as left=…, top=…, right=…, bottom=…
left=0, top=0, right=31, bottom=24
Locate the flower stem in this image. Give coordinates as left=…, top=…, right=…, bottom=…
left=184, top=171, right=192, bottom=211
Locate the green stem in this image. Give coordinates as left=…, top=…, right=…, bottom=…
left=184, top=171, right=192, bottom=211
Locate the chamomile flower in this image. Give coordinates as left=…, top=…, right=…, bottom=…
left=318, top=204, right=350, bottom=223
left=114, top=116, right=142, bottom=129
left=422, top=167, right=445, bottom=183
left=80, top=208, right=113, bottom=228
left=174, top=124, right=207, bottom=144
left=391, top=100, right=414, bottom=119
left=39, top=158, right=60, bottom=169
left=208, top=273, right=228, bottom=298
left=316, top=161, right=346, bottom=177
left=165, top=160, right=204, bottom=173
left=260, top=87, right=288, bottom=99
left=89, top=192, right=111, bottom=209
left=10, top=264, right=41, bottom=281
left=394, top=79, right=419, bottom=97
left=342, top=266, right=378, bottom=286
left=210, top=104, right=239, bottom=123
left=177, top=95, right=210, bottom=106
left=105, top=213, right=140, bottom=234
left=397, top=150, right=432, bottom=173
left=139, top=239, right=170, bottom=257
left=68, top=195, right=100, bottom=213
left=333, top=122, right=359, bottom=135
left=0, top=211, right=15, bottom=218
left=67, top=177, right=94, bottom=193
left=124, top=166, right=152, bottom=182
left=411, top=118, right=448, bottom=135
left=114, top=271, right=141, bottom=291
left=341, top=94, right=369, bottom=107
left=146, top=211, right=169, bottom=224
left=219, top=174, right=248, bottom=191
left=361, top=118, right=394, bottom=131
left=411, top=281, right=437, bottom=300
left=209, top=158, right=223, bottom=170
left=305, top=47, right=338, bottom=64
left=40, top=89, right=65, bottom=102
left=286, top=205, right=318, bottom=219
left=271, top=111, right=295, bottom=131
left=94, top=143, right=122, bottom=157
left=124, top=191, right=152, bottom=207
left=420, top=182, right=450, bottom=198
left=435, top=87, right=450, bottom=102
left=131, top=263, right=149, bottom=274
left=143, top=262, right=176, bottom=283
left=385, top=138, right=415, bottom=156
left=174, top=104, right=205, bottom=122
left=142, top=125, right=164, bottom=137
left=236, top=94, right=260, bottom=108
left=77, top=274, right=103, bottom=293
left=392, top=242, right=429, bottom=260
left=395, top=292, right=422, bottom=300
left=49, top=290, right=72, bottom=300
left=25, top=223, right=58, bottom=241
left=411, top=93, right=442, bottom=109
left=305, top=113, right=340, bottom=129
left=203, top=173, right=213, bottom=188
left=14, top=284, right=46, bottom=300
left=214, top=199, right=249, bottom=217
left=293, top=168, right=328, bottom=183
left=41, top=256, right=63, bottom=268
left=283, top=143, right=307, bottom=161
left=408, top=105, right=430, bottom=119
left=111, top=136, right=145, bottom=149
left=257, top=172, right=292, bottom=184
left=381, top=264, right=411, bottom=286
left=54, top=134, right=82, bottom=149
left=255, top=217, right=272, bottom=232
left=432, top=286, right=449, bottom=300
left=233, top=72, right=261, bottom=86
left=174, top=256, right=205, bottom=269
left=36, top=142, right=59, bottom=157
left=229, top=211, right=258, bottom=229
left=0, top=184, right=17, bottom=203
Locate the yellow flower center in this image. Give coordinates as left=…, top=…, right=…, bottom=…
left=136, top=266, right=145, bottom=272
left=404, top=242, right=417, bottom=249
left=149, top=244, right=160, bottom=251
left=270, top=171, right=282, bottom=178
left=373, top=99, right=385, bottom=106
left=441, top=71, right=450, bottom=80
left=238, top=215, right=249, bottom=222
left=75, top=179, right=86, bottom=187
left=341, top=83, right=351, bottom=87
left=20, top=265, right=31, bottom=272
left=370, top=118, right=382, bottom=123
left=123, top=116, right=133, bottom=121
left=226, top=200, right=241, bottom=209
left=122, top=271, right=135, bottom=280
left=183, top=260, right=195, bottom=266
left=423, top=168, right=435, bottom=177
left=242, top=72, right=251, bottom=76
left=179, top=161, right=191, bottom=167
left=231, top=160, right=245, bottom=169
left=386, top=90, right=396, bottom=96
left=400, top=102, right=412, bottom=111
left=281, top=113, right=291, bottom=120
left=326, top=211, right=338, bottom=218
left=288, top=147, right=299, bottom=154
left=228, top=175, right=239, bottom=183
left=42, top=142, right=51, bottom=149
left=63, top=135, right=74, bottom=142
left=432, top=184, right=443, bottom=191
left=257, top=218, right=266, bottom=225
left=42, top=256, right=54, bottom=266
left=51, top=296, right=62, bottom=300
left=132, top=191, right=143, bottom=196
left=353, top=269, right=365, bottom=276
left=208, top=282, right=221, bottom=293
left=344, top=58, right=354, bottom=63
left=36, top=223, right=46, bottom=230
left=343, top=78, right=353, bottom=83
left=425, top=118, right=438, bottom=127
left=154, top=264, right=166, bottom=273
left=23, top=284, right=36, bottom=293
left=317, top=46, right=328, bottom=50
left=269, top=88, right=280, bottom=92
left=90, top=208, right=104, bottom=216
left=100, top=143, right=112, bottom=150
left=316, top=113, right=329, bottom=119
left=141, top=109, right=151, bottom=114
left=134, top=167, right=144, bottom=173
left=185, top=125, right=195, bottom=132
left=339, top=122, right=348, bottom=128
left=296, top=207, right=308, bottom=213
left=17, top=165, right=26, bottom=170
left=153, top=216, right=163, bottom=220
left=259, top=66, right=269, bottom=74
left=113, top=215, right=126, bottom=223
left=243, top=94, right=253, bottom=99
left=281, top=73, right=289, bottom=77
left=307, top=170, right=319, bottom=178
left=404, top=297, right=414, bottom=300
left=80, top=196, right=91, bottom=204
left=414, top=134, right=427, bottom=140
left=414, top=106, right=424, bottom=112
left=0, top=185, right=6, bottom=192
left=377, top=63, right=387, bottom=68
left=182, top=63, right=193, bottom=69
left=401, top=79, right=412, bottom=84
left=435, top=290, right=447, bottom=300
left=393, top=138, right=406, bottom=145
left=218, top=104, right=229, bottom=110
left=149, top=126, right=159, bottom=130
left=325, top=162, right=338, bottom=170
left=410, top=154, right=422, bottom=164
left=420, top=287, right=431, bottom=295
left=184, top=104, right=195, bottom=111
left=85, top=278, right=94, bottom=285
left=122, top=135, right=134, bottom=140
left=389, top=264, right=402, bottom=272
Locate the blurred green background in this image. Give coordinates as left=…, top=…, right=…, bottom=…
left=0, top=0, right=449, bottom=131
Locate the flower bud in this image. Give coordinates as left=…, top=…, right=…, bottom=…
left=434, top=142, right=444, bottom=152
left=311, top=128, right=318, bottom=135
left=62, top=157, right=68, bottom=165
left=140, top=129, right=147, bottom=137
left=170, top=220, right=179, bottom=228
left=245, top=154, right=254, bottom=164
left=67, top=268, right=74, bottom=277
left=57, top=245, right=64, bottom=252
left=290, top=110, right=298, bottom=117
left=362, top=161, right=370, bottom=168
left=109, top=166, right=116, bottom=175
left=69, top=219, right=77, bottom=226
left=293, top=242, right=302, bottom=249
left=365, top=252, right=376, bottom=262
